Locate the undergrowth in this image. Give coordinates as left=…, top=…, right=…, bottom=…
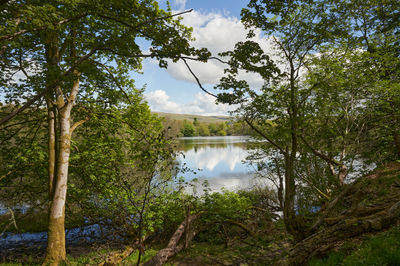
left=309, top=225, right=400, bottom=266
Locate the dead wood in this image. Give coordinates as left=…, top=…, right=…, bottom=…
left=98, top=246, right=135, bottom=266
left=143, top=214, right=199, bottom=266
left=219, top=219, right=257, bottom=237
left=98, top=237, right=148, bottom=266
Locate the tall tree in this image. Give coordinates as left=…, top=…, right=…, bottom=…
left=1, top=0, right=208, bottom=264
left=216, top=0, right=341, bottom=237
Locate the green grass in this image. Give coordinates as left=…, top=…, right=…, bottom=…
left=309, top=225, right=400, bottom=266
left=124, top=249, right=159, bottom=265
left=63, top=248, right=159, bottom=265
left=65, top=248, right=112, bottom=265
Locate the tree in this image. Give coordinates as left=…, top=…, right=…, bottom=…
left=68, top=92, right=179, bottom=265
left=181, top=120, right=196, bottom=137
left=302, top=0, right=400, bottom=168
left=1, top=1, right=208, bottom=264
left=197, top=122, right=210, bottom=136
left=193, top=117, right=199, bottom=127
left=216, top=0, right=342, bottom=237
left=342, top=0, right=400, bottom=163
left=216, top=0, right=399, bottom=239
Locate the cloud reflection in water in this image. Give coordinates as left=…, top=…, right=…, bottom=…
left=177, top=136, right=255, bottom=192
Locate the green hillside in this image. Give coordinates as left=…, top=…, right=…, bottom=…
left=154, top=112, right=231, bottom=124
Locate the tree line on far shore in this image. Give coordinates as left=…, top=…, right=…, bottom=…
left=161, top=117, right=252, bottom=137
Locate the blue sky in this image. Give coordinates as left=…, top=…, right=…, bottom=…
left=134, top=0, right=271, bottom=116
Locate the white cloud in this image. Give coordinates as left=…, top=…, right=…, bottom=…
left=165, top=10, right=277, bottom=88
left=173, top=0, right=186, bottom=10
left=144, top=89, right=237, bottom=116
left=144, top=90, right=182, bottom=113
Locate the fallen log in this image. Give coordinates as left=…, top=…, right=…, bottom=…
left=143, top=214, right=199, bottom=266
left=218, top=219, right=256, bottom=237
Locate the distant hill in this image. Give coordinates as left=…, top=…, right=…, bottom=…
left=154, top=112, right=231, bottom=124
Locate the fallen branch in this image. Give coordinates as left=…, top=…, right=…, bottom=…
left=218, top=219, right=256, bottom=238
left=99, top=247, right=135, bottom=266
left=143, top=214, right=199, bottom=266
left=98, top=236, right=148, bottom=266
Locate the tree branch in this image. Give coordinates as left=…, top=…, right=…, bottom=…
left=0, top=13, right=88, bottom=42
left=88, top=59, right=133, bottom=105
left=0, top=47, right=98, bottom=126
left=181, top=58, right=218, bottom=98
left=299, top=134, right=343, bottom=167
left=70, top=118, right=89, bottom=134
left=244, top=118, right=287, bottom=156
left=97, top=9, right=193, bottom=33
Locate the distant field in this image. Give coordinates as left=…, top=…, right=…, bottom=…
left=154, top=112, right=231, bottom=124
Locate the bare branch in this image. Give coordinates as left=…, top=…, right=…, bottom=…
left=299, top=134, right=343, bottom=167
left=181, top=58, right=218, bottom=98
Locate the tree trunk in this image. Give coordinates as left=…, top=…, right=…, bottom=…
left=283, top=66, right=303, bottom=238
left=47, top=103, right=57, bottom=200
left=44, top=106, right=72, bottom=265
left=338, top=164, right=347, bottom=185
left=43, top=27, right=81, bottom=264
left=284, top=152, right=298, bottom=237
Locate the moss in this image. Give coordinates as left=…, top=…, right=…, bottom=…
left=43, top=216, right=66, bottom=265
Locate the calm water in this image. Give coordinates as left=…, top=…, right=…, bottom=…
left=177, top=136, right=257, bottom=192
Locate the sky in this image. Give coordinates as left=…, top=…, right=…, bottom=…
left=135, top=0, right=272, bottom=116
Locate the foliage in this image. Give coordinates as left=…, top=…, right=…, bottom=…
left=67, top=89, right=179, bottom=241
left=0, top=105, right=48, bottom=215
left=215, top=0, right=400, bottom=238
left=308, top=225, right=400, bottom=266
left=1, top=0, right=210, bottom=262
left=165, top=117, right=247, bottom=137
left=201, top=190, right=252, bottom=223
left=181, top=120, right=196, bottom=137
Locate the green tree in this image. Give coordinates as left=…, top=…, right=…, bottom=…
left=68, top=92, right=178, bottom=264
left=181, top=120, right=196, bottom=137
left=217, top=0, right=399, bottom=239
left=217, top=0, right=341, bottom=237
left=343, top=0, right=400, bottom=163
left=197, top=122, right=210, bottom=136
left=0, top=1, right=208, bottom=263
left=193, top=117, right=199, bottom=127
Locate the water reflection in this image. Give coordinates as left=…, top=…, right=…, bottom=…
left=177, top=136, right=255, bottom=192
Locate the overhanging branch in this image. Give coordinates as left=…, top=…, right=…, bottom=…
left=181, top=58, right=218, bottom=98
left=244, top=118, right=287, bottom=156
